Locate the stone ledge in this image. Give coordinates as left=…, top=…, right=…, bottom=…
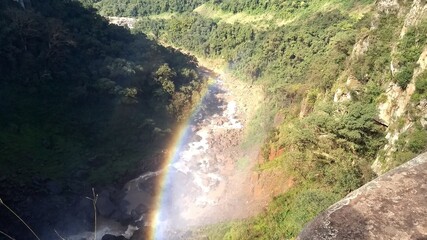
left=298, top=152, right=427, bottom=240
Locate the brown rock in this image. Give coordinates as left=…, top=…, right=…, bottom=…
left=298, top=152, right=427, bottom=240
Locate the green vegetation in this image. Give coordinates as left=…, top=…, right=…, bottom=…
left=81, top=0, right=209, bottom=16
left=213, top=0, right=307, bottom=13
left=0, top=0, right=206, bottom=188
left=395, top=21, right=427, bottom=89
left=391, top=124, right=427, bottom=168
left=5, top=0, right=427, bottom=238
left=351, top=15, right=400, bottom=84
left=194, top=0, right=373, bottom=30
left=413, top=70, right=427, bottom=102
left=135, top=10, right=355, bottom=90
left=121, top=0, right=427, bottom=238
left=192, top=185, right=339, bottom=240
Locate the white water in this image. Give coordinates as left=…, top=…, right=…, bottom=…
left=68, top=77, right=244, bottom=239
left=155, top=78, right=245, bottom=237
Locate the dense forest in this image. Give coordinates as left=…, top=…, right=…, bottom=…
left=0, top=0, right=205, bottom=238
left=3, top=0, right=427, bottom=239
left=80, top=0, right=209, bottom=16
left=89, top=0, right=427, bottom=238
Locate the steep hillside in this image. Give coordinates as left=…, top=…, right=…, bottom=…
left=80, top=0, right=427, bottom=238
left=0, top=0, right=206, bottom=238
left=80, top=0, right=209, bottom=16
left=15, top=0, right=427, bottom=238
left=101, top=0, right=427, bottom=238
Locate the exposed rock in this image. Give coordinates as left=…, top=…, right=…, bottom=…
left=419, top=46, right=427, bottom=70
left=351, top=36, right=370, bottom=58
left=400, top=0, right=427, bottom=37
left=101, top=234, right=127, bottom=240
left=377, top=0, right=400, bottom=14
left=299, top=96, right=312, bottom=118
left=108, top=17, right=137, bottom=29
left=97, top=190, right=117, bottom=217
left=130, top=228, right=146, bottom=240
left=333, top=88, right=351, bottom=103
left=333, top=75, right=363, bottom=103
left=131, top=203, right=147, bottom=221
left=418, top=100, right=427, bottom=127
left=75, top=197, right=94, bottom=224
left=378, top=83, right=410, bottom=125
left=268, top=146, right=285, bottom=161
left=346, top=76, right=362, bottom=90
left=374, top=46, right=427, bottom=174
left=298, top=152, right=427, bottom=240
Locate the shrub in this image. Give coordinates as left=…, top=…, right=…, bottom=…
left=407, top=127, right=427, bottom=153
left=396, top=66, right=414, bottom=89
left=412, top=70, right=427, bottom=102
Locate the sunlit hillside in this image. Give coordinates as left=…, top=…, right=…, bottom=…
left=1, top=0, right=427, bottom=239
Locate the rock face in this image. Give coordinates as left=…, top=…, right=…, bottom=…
left=298, top=152, right=427, bottom=240
left=372, top=0, right=427, bottom=174
left=108, top=17, right=137, bottom=29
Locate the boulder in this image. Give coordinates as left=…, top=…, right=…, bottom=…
left=298, top=152, right=427, bottom=240
left=96, top=190, right=116, bottom=217
left=101, top=234, right=127, bottom=240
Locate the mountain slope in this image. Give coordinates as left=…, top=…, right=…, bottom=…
left=0, top=0, right=206, bottom=238
left=72, top=0, right=427, bottom=238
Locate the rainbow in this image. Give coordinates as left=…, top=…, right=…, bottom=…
left=146, top=80, right=215, bottom=240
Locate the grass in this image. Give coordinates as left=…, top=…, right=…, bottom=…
left=190, top=182, right=340, bottom=240
left=241, top=102, right=275, bottom=149
left=256, top=157, right=283, bottom=171
left=194, top=3, right=273, bottom=30
left=194, top=0, right=374, bottom=29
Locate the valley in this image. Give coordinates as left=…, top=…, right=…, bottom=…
left=1, top=0, right=427, bottom=239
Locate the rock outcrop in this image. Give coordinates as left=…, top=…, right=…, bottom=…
left=372, top=0, right=427, bottom=174
left=108, top=17, right=137, bottom=29
left=298, top=152, right=427, bottom=240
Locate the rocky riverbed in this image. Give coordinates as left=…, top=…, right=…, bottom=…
left=0, top=69, right=287, bottom=240
left=64, top=69, right=288, bottom=239
left=66, top=74, right=255, bottom=239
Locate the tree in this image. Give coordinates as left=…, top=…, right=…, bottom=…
left=155, top=63, right=176, bottom=95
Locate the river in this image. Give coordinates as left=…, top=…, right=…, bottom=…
left=64, top=18, right=282, bottom=239
left=67, top=72, right=260, bottom=239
